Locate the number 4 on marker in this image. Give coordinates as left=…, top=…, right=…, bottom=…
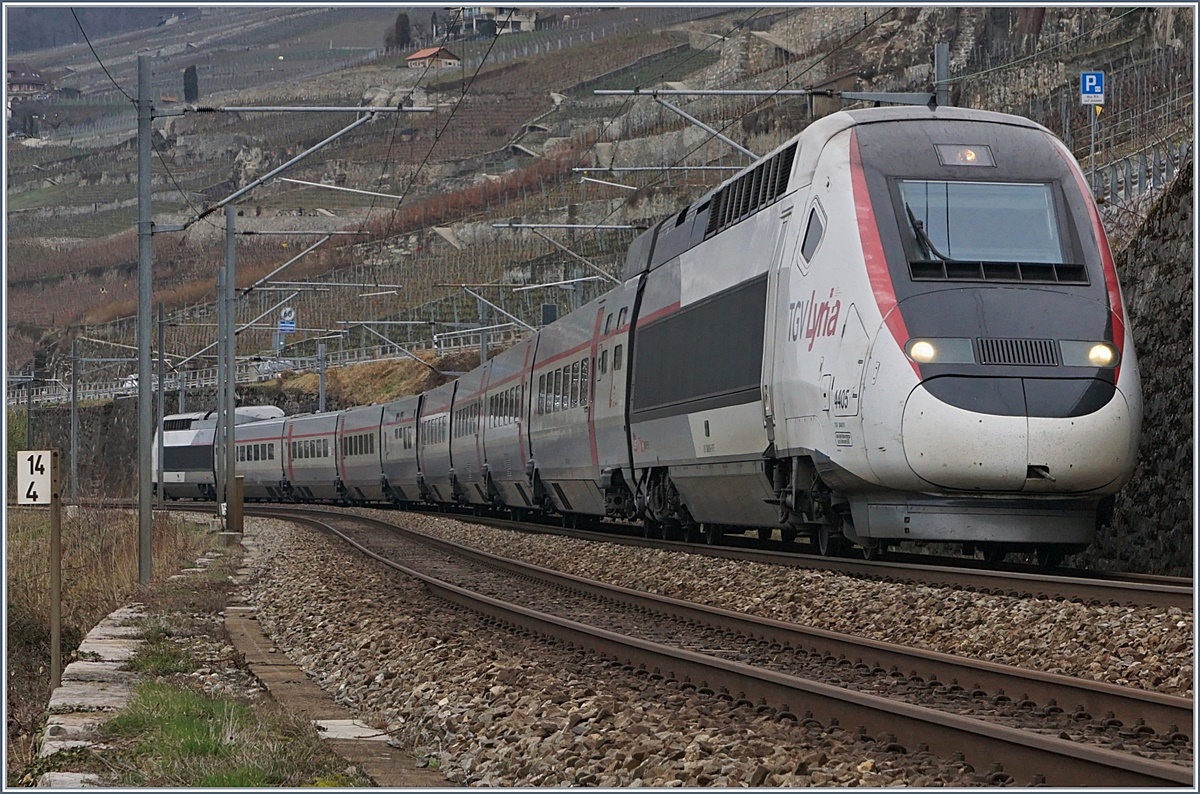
left=25, top=481, right=39, bottom=502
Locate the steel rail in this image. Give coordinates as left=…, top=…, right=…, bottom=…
left=308, top=508, right=1194, bottom=740
left=42, top=501, right=1197, bottom=609
left=464, top=515, right=1195, bottom=611
left=258, top=506, right=1194, bottom=788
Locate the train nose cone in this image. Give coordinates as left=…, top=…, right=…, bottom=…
left=902, top=381, right=1135, bottom=491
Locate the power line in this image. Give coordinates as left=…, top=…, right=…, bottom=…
left=377, top=9, right=516, bottom=241
left=71, top=9, right=133, bottom=103
left=573, top=8, right=896, bottom=249
left=358, top=8, right=466, bottom=233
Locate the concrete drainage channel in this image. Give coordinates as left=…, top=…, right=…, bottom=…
left=35, top=524, right=449, bottom=788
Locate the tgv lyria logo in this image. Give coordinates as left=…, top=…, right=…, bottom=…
left=786, top=289, right=841, bottom=351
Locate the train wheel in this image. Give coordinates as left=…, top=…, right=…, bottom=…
left=860, top=540, right=887, bottom=561
left=643, top=518, right=663, bottom=540
left=817, top=523, right=841, bottom=557
left=683, top=523, right=703, bottom=543
left=704, top=524, right=723, bottom=546
left=1036, top=546, right=1065, bottom=569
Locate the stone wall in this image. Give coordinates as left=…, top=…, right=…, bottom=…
left=1076, top=162, right=1194, bottom=576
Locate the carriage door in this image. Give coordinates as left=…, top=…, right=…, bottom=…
left=760, top=207, right=792, bottom=448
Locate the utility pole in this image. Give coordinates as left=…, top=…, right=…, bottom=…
left=934, top=42, right=950, bottom=107
left=479, top=299, right=488, bottom=365
left=214, top=266, right=226, bottom=512
left=222, top=206, right=238, bottom=530
left=157, top=302, right=166, bottom=509
left=318, top=343, right=327, bottom=412
left=70, top=340, right=78, bottom=505
left=136, top=55, right=153, bottom=584
left=26, top=368, right=33, bottom=449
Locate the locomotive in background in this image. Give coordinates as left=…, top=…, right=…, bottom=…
left=157, top=106, right=1142, bottom=567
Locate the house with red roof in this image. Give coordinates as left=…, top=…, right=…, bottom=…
left=405, top=46, right=461, bottom=69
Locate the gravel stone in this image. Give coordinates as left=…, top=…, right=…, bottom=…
left=245, top=514, right=1193, bottom=787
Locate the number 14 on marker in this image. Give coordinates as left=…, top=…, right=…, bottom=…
left=17, top=450, right=53, bottom=505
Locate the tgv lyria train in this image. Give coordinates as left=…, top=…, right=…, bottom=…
left=157, top=106, right=1142, bottom=565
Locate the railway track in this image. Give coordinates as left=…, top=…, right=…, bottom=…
left=458, top=513, right=1195, bottom=612
left=148, top=500, right=1193, bottom=611
left=252, top=504, right=1193, bottom=787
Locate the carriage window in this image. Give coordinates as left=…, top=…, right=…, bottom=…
left=269, top=443, right=274, bottom=460
left=580, top=359, right=589, bottom=407
left=800, top=205, right=825, bottom=262
left=570, top=361, right=580, bottom=408
left=238, top=446, right=244, bottom=462
left=323, top=439, right=330, bottom=457
left=538, top=374, right=546, bottom=415
left=617, top=307, right=628, bottom=329
left=604, top=313, right=613, bottom=333
left=252, top=445, right=260, bottom=462
left=599, top=349, right=608, bottom=375
left=613, top=344, right=624, bottom=371
left=553, top=368, right=563, bottom=412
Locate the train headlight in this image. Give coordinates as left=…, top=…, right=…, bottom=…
left=904, top=338, right=975, bottom=364
left=1060, top=340, right=1119, bottom=368
left=908, top=341, right=937, bottom=363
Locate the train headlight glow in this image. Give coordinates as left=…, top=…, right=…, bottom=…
left=1088, top=344, right=1116, bottom=366
left=1060, top=340, right=1119, bottom=368
left=934, top=143, right=995, bottom=167
left=908, top=341, right=937, bottom=363
left=905, top=338, right=975, bottom=365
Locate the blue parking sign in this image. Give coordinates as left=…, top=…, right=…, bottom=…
left=1081, top=71, right=1104, bottom=105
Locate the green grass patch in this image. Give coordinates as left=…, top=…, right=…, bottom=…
left=123, top=627, right=192, bottom=677
left=93, top=682, right=371, bottom=787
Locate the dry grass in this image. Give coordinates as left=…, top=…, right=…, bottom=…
left=5, top=505, right=216, bottom=781
left=275, top=348, right=488, bottom=406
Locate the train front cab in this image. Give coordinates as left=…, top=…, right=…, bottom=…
left=773, top=108, right=1142, bottom=554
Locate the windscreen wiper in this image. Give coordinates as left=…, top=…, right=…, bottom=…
left=905, top=202, right=958, bottom=263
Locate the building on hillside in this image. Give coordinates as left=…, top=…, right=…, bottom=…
left=480, top=7, right=555, bottom=33
left=444, top=7, right=554, bottom=36
left=7, top=62, right=48, bottom=103
left=405, top=46, right=462, bottom=69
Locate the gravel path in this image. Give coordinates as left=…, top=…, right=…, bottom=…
left=246, top=513, right=1193, bottom=787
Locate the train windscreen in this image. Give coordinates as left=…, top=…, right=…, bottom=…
left=897, top=180, right=1064, bottom=265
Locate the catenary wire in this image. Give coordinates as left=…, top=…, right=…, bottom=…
left=71, top=8, right=133, bottom=103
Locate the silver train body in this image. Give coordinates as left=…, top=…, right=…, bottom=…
left=158, top=107, right=1142, bottom=560
left=153, top=405, right=284, bottom=500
